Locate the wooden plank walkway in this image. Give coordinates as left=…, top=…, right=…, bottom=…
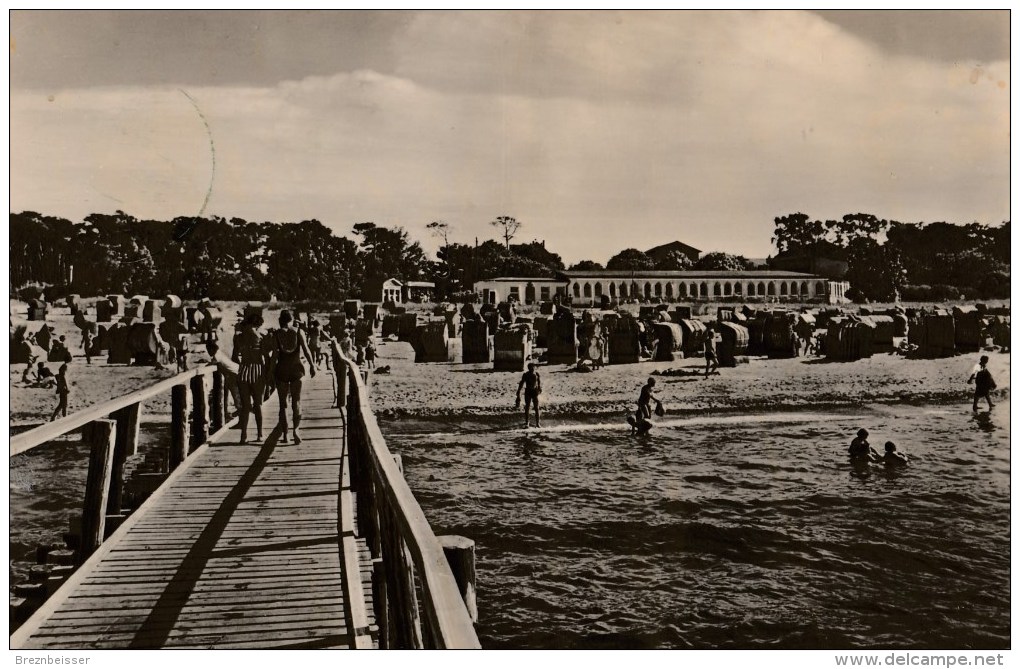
left=13, top=371, right=375, bottom=649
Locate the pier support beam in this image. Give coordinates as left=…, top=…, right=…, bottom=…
left=80, top=419, right=116, bottom=564
left=170, top=384, right=190, bottom=470
left=108, top=403, right=141, bottom=515
left=190, top=375, right=208, bottom=450
left=210, top=371, right=224, bottom=433
left=438, top=535, right=478, bottom=624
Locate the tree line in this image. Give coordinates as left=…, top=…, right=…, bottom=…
left=10, top=210, right=1009, bottom=303
left=9, top=211, right=576, bottom=303
left=771, top=213, right=1010, bottom=301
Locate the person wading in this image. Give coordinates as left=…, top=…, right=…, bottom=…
left=515, top=363, right=542, bottom=428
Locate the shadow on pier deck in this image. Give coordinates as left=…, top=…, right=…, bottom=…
left=11, top=347, right=479, bottom=650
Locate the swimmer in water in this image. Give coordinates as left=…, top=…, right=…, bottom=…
left=848, top=428, right=881, bottom=462
left=880, top=441, right=909, bottom=467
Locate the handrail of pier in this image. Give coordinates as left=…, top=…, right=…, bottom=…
left=331, top=342, right=481, bottom=649
left=10, top=362, right=233, bottom=568
left=10, top=364, right=217, bottom=457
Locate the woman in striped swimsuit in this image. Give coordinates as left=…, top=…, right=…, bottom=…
left=272, top=310, right=316, bottom=444
left=232, top=313, right=266, bottom=444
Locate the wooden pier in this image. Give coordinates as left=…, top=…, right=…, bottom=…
left=10, top=345, right=480, bottom=650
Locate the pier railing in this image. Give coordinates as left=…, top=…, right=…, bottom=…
left=10, top=364, right=232, bottom=564
left=332, top=343, right=481, bottom=649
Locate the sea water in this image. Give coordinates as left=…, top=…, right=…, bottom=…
left=381, top=401, right=1010, bottom=649
left=9, top=404, right=1009, bottom=649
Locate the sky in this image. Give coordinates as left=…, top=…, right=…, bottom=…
left=8, top=10, right=1010, bottom=265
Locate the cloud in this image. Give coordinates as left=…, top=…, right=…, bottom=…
left=9, top=11, right=1008, bottom=262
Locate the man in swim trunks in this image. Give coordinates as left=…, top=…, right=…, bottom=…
left=515, top=362, right=542, bottom=428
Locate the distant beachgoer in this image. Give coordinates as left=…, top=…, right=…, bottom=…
left=21, top=353, right=37, bottom=384
left=206, top=340, right=242, bottom=417
left=271, top=310, right=316, bottom=444
left=881, top=441, right=909, bottom=467
left=968, top=355, right=996, bottom=412
left=49, top=336, right=71, bottom=364
left=308, top=320, right=322, bottom=366
left=83, top=330, right=94, bottom=365
left=848, top=428, right=880, bottom=462
left=34, top=362, right=56, bottom=388
left=233, top=314, right=267, bottom=444
left=591, top=334, right=604, bottom=370
left=704, top=329, right=719, bottom=378
left=173, top=334, right=188, bottom=372
left=515, top=363, right=542, bottom=428
left=339, top=331, right=354, bottom=359
left=637, top=377, right=661, bottom=420
left=356, top=344, right=365, bottom=366
left=50, top=364, right=69, bottom=421
left=365, top=341, right=376, bottom=369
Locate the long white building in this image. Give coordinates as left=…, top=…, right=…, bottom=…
left=474, top=270, right=850, bottom=305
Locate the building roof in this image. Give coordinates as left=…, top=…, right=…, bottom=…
left=645, top=241, right=702, bottom=256
left=404, top=281, right=436, bottom=288
left=560, top=270, right=824, bottom=279
left=477, top=276, right=566, bottom=282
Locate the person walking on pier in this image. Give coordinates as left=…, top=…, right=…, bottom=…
left=308, top=319, right=322, bottom=367
left=232, top=313, right=267, bottom=444
left=271, top=310, right=316, bottom=444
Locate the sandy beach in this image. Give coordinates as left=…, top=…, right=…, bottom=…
left=10, top=299, right=1010, bottom=428
left=364, top=337, right=1010, bottom=421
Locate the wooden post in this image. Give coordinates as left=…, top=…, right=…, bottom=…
left=210, top=370, right=224, bottom=433
left=79, top=420, right=116, bottom=564
left=169, top=384, right=190, bottom=470
left=438, top=535, right=478, bottom=624
left=108, top=403, right=141, bottom=515
left=190, top=374, right=208, bottom=449
left=372, top=558, right=390, bottom=649
left=379, top=506, right=422, bottom=648
left=334, top=348, right=347, bottom=408
left=392, top=453, right=403, bottom=474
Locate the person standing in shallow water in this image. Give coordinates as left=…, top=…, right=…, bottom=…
left=515, top=363, right=542, bottom=428
left=968, top=355, right=996, bottom=412
left=271, top=310, right=316, bottom=444
left=637, top=377, right=660, bottom=421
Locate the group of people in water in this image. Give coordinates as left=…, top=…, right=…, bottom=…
left=512, top=354, right=1000, bottom=454
left=848, top=429, right=908, bottom=467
